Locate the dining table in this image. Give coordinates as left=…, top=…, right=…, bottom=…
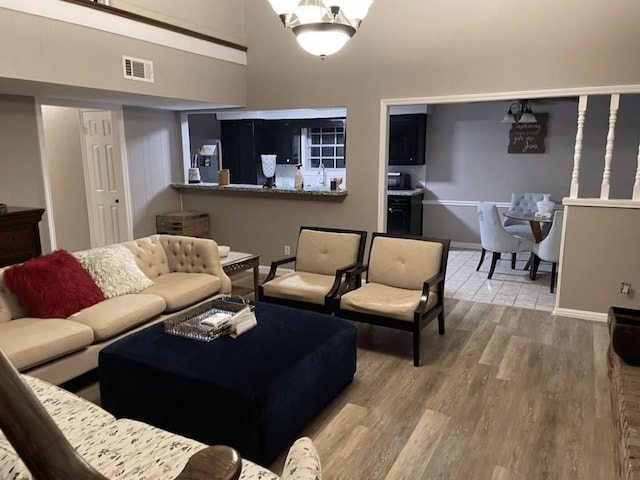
left=502, top=210, right=554, bottom=243
left=503, top=210, right=554, bottom=279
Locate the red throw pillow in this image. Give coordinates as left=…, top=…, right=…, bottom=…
left=4, top=250, right=105, bottom=318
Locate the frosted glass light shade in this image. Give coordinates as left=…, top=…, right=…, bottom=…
left=293, top=23, right=355, bottom=57
left=501, top=113, right=516, bottom=123
left=267, top=0, right=300, bottom=15
left=320, top=0, right=348, bottom=9
left=518, top=112, right=537, bottom=123
left=341, top=0, right=373, bottom=22
left=295, top=4, right=325, bottom=23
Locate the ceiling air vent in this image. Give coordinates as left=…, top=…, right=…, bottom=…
left=122, top=56, right=154, bottom=83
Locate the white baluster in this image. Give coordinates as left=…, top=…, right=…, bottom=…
left=633, top=140, right=640, bottom=201
left=570, top=95, right=588, bottom=198
left=600, top=94, right=620, bottom=199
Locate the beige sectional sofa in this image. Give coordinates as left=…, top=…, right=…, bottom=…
left=0, top=234, right=231, bottom=385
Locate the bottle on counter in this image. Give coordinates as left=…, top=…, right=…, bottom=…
left=295, top=164, right=304, bottom=190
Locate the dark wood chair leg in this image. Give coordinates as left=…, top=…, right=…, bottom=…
left=511, top=253, right=517, bottom=269
left=476, top=248, right=486, bottom=271
left=550, top=262, right=557, bottom=293
left=530, top=254, right=541, bottom=280
left=438, top=311, right=445, bottom=335
left=488, top=252, right=500, bottom=279
left=413, top=329, right=420, bottom=367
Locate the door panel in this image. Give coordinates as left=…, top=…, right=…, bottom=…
left=82, top=110, right=129, bottom=247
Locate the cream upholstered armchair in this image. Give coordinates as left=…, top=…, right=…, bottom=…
left=258, top=226, right=367, bottom=313
left=335, top=233, right=450, bottom=367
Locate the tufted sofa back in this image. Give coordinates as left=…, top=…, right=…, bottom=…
left=0, top=267, right=27, bottom=323
left=122, top=235, right=229, bottom=287
left=121, top=235, right=171, bottom=279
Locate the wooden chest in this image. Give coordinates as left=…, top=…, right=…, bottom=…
left=0, top=206, right=45, bottom=267
left=156, top=211, right=209, bottom=238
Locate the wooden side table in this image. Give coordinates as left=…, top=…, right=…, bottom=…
left=220, top=252, right=261, bottom=294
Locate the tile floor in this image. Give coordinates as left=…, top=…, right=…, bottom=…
left=446, top=248, right=557, bottom=312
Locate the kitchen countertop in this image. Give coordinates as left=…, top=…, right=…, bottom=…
left=387, top=187, right=426, bottom=197
left=170, top=182, right=348, bottom=198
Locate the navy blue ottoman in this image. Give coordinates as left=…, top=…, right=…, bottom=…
left=99, top=301, right=357, bottom=465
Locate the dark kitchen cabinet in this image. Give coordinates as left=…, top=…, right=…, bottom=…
left=220, top=120, right=266, bottom=184
left=265, top=121, right=301, bottom=165
left=389, top=114, right=426, bottom=165
left=387, top=194, right=423, bottom=236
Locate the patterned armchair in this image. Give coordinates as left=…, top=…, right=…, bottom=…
left=0, top=348, right=321, bottom=480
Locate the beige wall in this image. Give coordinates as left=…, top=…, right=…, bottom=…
left=122, top=107, right=182, bottom=238
left=187, top=2, right=639, bottom=258
left=0, top=5, right=246, bottom=107
left=110, top=0, right=246, bottom=46
left=187, top=1, right=640, bottom=316
left=41, top=105, right=91, bottom=252
left=1, top=2, right=639, bottom=316
left=0, top=95, right=50, bottom=251
left=559, top=205, right=640, bottom=313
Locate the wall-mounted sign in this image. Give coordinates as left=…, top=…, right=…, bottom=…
left=508, top=113, right=548, bottom=154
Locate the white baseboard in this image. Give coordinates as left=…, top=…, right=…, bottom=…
left=553, top=307, right=608, bottom=323
left=258, top=265, right=293, bottom=276
left=451, top=241, right=481, bottom=250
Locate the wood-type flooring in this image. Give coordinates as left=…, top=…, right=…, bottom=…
left=70, top=297, right=614, bottom=479
left=269, top=299, right=614, bottom=479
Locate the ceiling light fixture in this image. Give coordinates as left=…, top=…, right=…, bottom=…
left=267, top=0, right=373, bottom=58
left=501, top=100, right=538, bottom=124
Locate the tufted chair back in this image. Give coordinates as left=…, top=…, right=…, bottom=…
left=478, top=202, right=530, bottom=253
left=368, top=236, right=443, bottom=292
left=295, top=229, right=365, bottom=275
left=503, top=192, right=544, bottom=226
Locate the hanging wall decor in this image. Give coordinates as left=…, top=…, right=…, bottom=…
left=508, top=113, right=548, bottom=154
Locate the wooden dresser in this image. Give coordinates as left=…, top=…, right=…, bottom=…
left=0, top=206, right=45, bottom=267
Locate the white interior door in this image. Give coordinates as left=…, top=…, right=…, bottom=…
left=81, top=109, right=131, bottom=247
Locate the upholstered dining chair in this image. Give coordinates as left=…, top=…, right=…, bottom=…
left=477, top=202, right=534, bottom=279
left=258, top=226, right=367, bottom=313
left=530, top=210, right=564, bottom=293
left=502, top=192, right=545, bottom=241
left=334, top=233, right=450, bottom=367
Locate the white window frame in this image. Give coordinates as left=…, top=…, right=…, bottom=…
left=301, top=127, right=346, bottom=184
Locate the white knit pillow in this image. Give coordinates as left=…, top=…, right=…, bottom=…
left=76, top=245, right=153, bottom=298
